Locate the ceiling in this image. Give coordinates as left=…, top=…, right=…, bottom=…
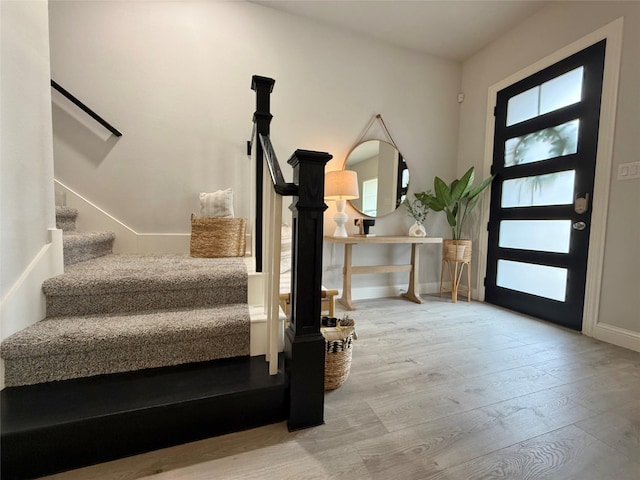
left=251, top=0, right=550, bottom=61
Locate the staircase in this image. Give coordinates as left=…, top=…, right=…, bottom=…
left=55, top=206, right=116, bottom=266
left=0, top=207, right=287, bottom=479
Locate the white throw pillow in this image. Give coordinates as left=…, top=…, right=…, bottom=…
left=199, top=188, right=234, bottom=218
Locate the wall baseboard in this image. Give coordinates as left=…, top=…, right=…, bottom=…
left=346, top=282, right=442, bottom=304
left=592, top=323, right=640, bottom=352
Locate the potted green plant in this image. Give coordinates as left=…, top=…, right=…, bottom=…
left=417, top=167, right=493, bottom=302
left=417, top=167, right=494, bottom=242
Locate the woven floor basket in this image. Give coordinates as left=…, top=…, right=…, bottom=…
left=324, top=332, right=354, bottom=391
left=190, top=214, right=246, bottom=258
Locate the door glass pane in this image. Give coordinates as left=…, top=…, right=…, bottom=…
left=506, top=67, right=584, bottom=126
left=505, top=119, right=579, bottom=166
left=497, top=260, right=567, bottom=301
left=499, top=220, right=571, bottom=253
left=540, top=67, right=583, bottom=115
left=507, top=88, right=540, bottom=126
left=501, top=170, right=575, bottom=208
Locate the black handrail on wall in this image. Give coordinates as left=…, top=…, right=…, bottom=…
left=51, top=80, right=122, bottom=137
left=250, top=75, right=331, bottom=431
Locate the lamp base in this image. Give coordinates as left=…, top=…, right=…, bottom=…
left=333, top=212, right=348, bottom=237
left=332, top=200, right=349, bottom=237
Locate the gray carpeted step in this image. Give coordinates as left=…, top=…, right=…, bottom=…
left=0, top=304, right=250, bottom=387
left=43, top=254, right=248, bottom=317
left=55, top=206, right=78, bottom=232
left=63, top=231, right=115, bottom=266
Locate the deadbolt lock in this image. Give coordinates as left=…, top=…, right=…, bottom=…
left=574, top=193, right=590, bottom=214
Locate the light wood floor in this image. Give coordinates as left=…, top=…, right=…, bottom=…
left=42, top=296, right=640, bottom=480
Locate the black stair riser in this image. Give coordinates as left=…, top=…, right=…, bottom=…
left=1, top=356, right=288, bottom=480
left=2, top=387, right=286, bottom=479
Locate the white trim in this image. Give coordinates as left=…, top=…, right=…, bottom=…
left=56, top=180, right=252, bottom=256
left=478, top=19, right=624, bottom=340
left=340, top=281, right=441, bottom=304
left=248, top=305, right=285, bottom=356
left=0, top=229, right=64, bottom=389
left=56, top=179, right=191, bottom=254
left=581, top=20, right=623, bottom=338
left=0, top=229, right=64, bottom=339
left=592, top=323, right=640, bottom=352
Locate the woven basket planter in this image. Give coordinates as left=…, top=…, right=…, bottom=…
left=443, top=239, right=472, bottom=262
left=190, top=214, right=246, bottom=258
left=441, top=239, right=472, bottom=303
left=324, top=325, right=355, bottom=391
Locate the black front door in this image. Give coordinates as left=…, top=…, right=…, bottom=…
left=485, top=40, right=606, bottom=331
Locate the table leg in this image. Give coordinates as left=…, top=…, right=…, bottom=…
left=337, top=243, right=356, bottom=310
left=402, top=243, right=424, bottom=304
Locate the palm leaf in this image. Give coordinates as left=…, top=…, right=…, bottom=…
left=446, top=209, right=457, bottom=227
left=451, top=167, right=474, bottom=201
left=434, top=177, right=452, bottom=207
left=465, top=195, right=480, bottom=216
left=429, top=196, right=446, bottom=211
left=467, top=174, right=494, bottom=200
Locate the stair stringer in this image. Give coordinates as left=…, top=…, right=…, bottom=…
left=55, top=180, right=252, bottom=255
left=0, top=229, right=64, bottom=389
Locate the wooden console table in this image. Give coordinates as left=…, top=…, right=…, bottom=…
left=325, top=235, right=443, bottom=310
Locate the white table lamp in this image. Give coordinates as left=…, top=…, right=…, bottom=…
left=325, top=170, right=359, bottom=237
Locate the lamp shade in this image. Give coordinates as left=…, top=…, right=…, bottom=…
left=325, top=170, right=359, bottom=200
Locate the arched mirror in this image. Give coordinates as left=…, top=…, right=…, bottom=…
left=344, top=139, right=409, bottom=218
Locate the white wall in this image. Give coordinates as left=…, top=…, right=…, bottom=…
left=48, top=1, right=461, bottom=294
left=458, top=1, right=640, bottom=342
left=1, top=0, right=63, bottom=384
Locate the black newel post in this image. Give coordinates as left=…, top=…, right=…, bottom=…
left=251, top=75, right=275, bottom=273
left=286, top=149, right=332, bottom=431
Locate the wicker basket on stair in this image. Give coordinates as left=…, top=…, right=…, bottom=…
left=190, top=214, right=246, bottom=258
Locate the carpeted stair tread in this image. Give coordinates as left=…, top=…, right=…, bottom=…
left=55, top=206, right=78, bottom=232
left=45, top=254, right=247, bottom=295
left=63, top=231, right=115, bottom=266
left=43, top=254, right=248, bottom=317
left=1, top=304, right=250, bottom=386
left=63, top=231, right=115, bottom=247
left=2, top=305, right=249, bottom=358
